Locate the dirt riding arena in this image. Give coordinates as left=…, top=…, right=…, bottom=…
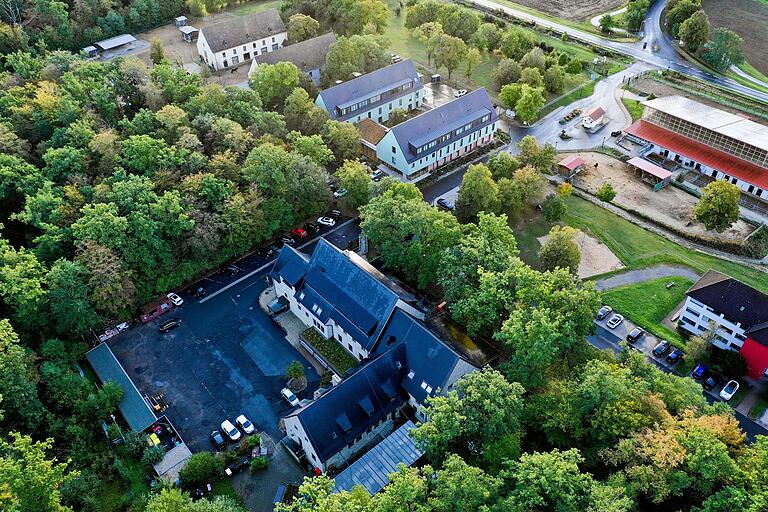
left=537, top=230, right=624, bottom=279
left=567, top=152, right=756, bottom=242
left=702, top=0, right=768, bottom=76
left=508, top=0, right=625, bottom=21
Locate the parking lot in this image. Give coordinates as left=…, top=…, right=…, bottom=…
left=107, top=217, right=358, bottom=453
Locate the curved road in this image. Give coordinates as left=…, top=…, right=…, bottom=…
left=593, top=264, right=701, bottom=290
left=470, top=0, right=768, bottom=103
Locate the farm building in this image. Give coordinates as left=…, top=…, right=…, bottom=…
left=197, top=9, right=287, bottom=71
left=626, top=95, right=768, bottom=213
left=248, top=33, right=336, bottom=85
left=626, top=156, right=672, bottom=190
left=558, top=155, right=586, bottom=180
left=582, top=106, right=607, bottom=132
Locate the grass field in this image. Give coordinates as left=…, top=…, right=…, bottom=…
left=562, top=195, right=768, bottom=293
left=541, top=79, right=596, bottom=116
left=621, top=97, right=643, bottom=121
left=229, top=0, right=281, bottom=16
left=601, top=276, right=692, bottom=347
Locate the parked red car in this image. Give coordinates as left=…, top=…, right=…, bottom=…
left=290, top=228, right=307, bottom=238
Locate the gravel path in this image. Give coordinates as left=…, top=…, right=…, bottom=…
left=594, top=265, right=701, bottom=290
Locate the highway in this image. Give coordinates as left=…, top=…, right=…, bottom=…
left=470, top=0, right=768, bottom=103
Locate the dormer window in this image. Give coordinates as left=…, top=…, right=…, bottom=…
left=407, top=370, right=415, bottom=379
left=299, top=291, right=305, bottom=300
left=317, top=307, right=323, bottom=315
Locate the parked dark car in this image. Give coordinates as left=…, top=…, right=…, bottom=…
left=225, top=264, right=240, bottom=277
left=210, top=430, right=226, bottom=450
left=690, top=363, right=708, bottom=380
left=596, top=305, right=613, bottom=320
left=159, top=318, right=181, bottom=333
left=279, top=236, right=295, bottom=245
left=702, top=372, right=723, bottom=391
left=258, top=246, right=275, bottom=258
left=329, top=209, right=342, bottom=220
left=652, top=340, right=670, bottom=357
left=436, top=198, right=454, bottom=211
left=192, top=285, right=207, bottom=298
left=626, top=327, right=645, bottom=344
left=304, top=222, right=320, bottom=234
left=666, top=348, right=684, bottom=364
left=611, top=130, right=623, bottom=137
left=225, top=457, right=250, bottom=476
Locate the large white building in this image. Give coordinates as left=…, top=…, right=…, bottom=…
left=197, top=9, right=286, bottom=71
left=269, top=239, right=476, bottom=473
left=375, top=88, right=498, bottom=180
left=315, top=60, right=424, bottom=124
left=626, top=96, right=768, bottom=209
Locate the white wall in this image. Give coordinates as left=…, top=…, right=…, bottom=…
left=284, top=415, right=325, bottom=472
left=377, top=122, right=496, bottom=179
left=198, top=30, right=287, bottom=71
left=678, top=296, right=748, bottom=350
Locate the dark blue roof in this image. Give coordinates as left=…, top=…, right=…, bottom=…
left=318, top=60, right=422, bottom=121
left=374, top=309, right=463, bottom=404
left=269, top=245, right=309, bottom=287
left=293, top=344, right=408, bottom=463
left=389, top=88, right=498, bottom=164
left=295, top=239, right=400, bottom=350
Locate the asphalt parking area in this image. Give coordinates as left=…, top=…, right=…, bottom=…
left=108, top=270, right=319, bottom=453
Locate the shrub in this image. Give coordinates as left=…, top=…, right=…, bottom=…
left=285, top=360, right=305, bottom=380
left=141, top=445, right=165, bottom=467
left=247, top=435, right=261, bottom=449
left=179, top=452, right=225, bottom=488
left=596, top=182, right=616, bottom=202
left=122, top=430, right=146, bottom=459
left=250, top=456, right=269, bottom=473
left=542, top=194, right=566, bottom=221
left=711, top=347, right=748, bottom=378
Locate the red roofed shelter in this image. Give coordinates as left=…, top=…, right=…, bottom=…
left=627, top=156, right=672, bottom=190
left=557, top=155, right=586, bottom=181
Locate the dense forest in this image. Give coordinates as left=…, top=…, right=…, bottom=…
left=1, top=0, right=767, bottom=511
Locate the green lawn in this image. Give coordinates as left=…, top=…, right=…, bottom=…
left=229, top=0, right=282, bottom=16
left=540, top=79, right=596, bottom=117
left=621, top=97, right=643, bottom=121
left=562, top=195, right=768, bottom=293
left=601, top=277, right=692, bottom=347
left=211, top=479, right=244, bottom=503
left=736, top=61, right=768, bottom=84
left=750, top=397, right=768, bottom=419
left=512, top=208, right=554, bottom=267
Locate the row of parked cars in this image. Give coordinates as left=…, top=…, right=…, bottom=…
left=690, top=363, right=741, bottom=401
left=210, top=414, right=256, bottom=450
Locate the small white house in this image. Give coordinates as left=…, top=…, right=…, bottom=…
left=197, top=9, right=286, bottom=71
left=582, top=106, right=606, bottom=131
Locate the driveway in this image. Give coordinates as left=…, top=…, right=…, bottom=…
left=594, top=265, right=701, bottom=290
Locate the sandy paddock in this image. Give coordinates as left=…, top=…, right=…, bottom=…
left=566, top=152, right=756, bottom=242
left=537, top=230, right=624, bottom=279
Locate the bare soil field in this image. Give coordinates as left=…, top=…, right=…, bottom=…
left=567, top=152, right=756, bottom=242
left=702, top=0, right=768, bottom=76
left=499, top=0, right=625, bottom=21
left=537, top=230, right=624, bottom=278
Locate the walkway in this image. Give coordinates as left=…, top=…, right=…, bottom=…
left=589, top=6, right=629, bottom=34
left=594, top=265, right=701, bottom=290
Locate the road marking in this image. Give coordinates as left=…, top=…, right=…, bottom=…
left=199, top=218, right=357, bottom=303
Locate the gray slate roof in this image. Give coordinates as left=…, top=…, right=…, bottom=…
left=86, top=343, right=157, bottom=432
left=202, top=9, right=286, bottom=53
left=389, top=88, right=497, bottom=164
left=317, top=60, right=422, bottom=121
left=686, top=270, right=768, bottom=328
left=253, top=32, right=336, bottom=72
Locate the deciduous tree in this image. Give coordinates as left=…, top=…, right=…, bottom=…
left=248, top=62, right=302, bottom=111
left=287, top=14, right=320, bottom=43
left=703, top=27, right=744, bottom=72
left=679, top=10, right=709, bottom=53
left=538, top=225, right=581, bottom=273
left=693, top=179, right=740, bottom=232
left=336, top=159, right=372, bottom=210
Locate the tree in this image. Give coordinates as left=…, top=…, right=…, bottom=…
left=498, top=83, right=524, bottom=110
left=329, top=0, right=389, bottom=35
left=288, top=132, right=334, bottom=167
left=566, top=58, right=583, bottom=74
left=248, top=62, right=302, bottom=111
left=0, top=433, right=73, bottom=512
left=287, top=14, right=320, bottom=43
left=543, top=65, right=565, bottom=94
left=668, top=0, right=701, bottom=37
left=179, top=452, right=224, bottom=489
left=687, top=333, right=713, bottom=363
left=492, top=59, right=522, bottom=91
left=0, top=320, right=44, bottom=430
left=283, top=88, right=330, bottom=135
left=679, top=10, right=710, bottom=53
left=599, top=14, right=614, bottom=33
left=322, top=120, right=361, bottom=163
left=625, top=0, right=650, bottom=31
left=519, top=47, right=546, bottom=72
left=455, top=163, right=499, bottom=223
left=412, top=367, right=524, bottom=467
left=464, top=47, right=481, bottom=78
left=542, top=193, right=567, bottom=221
left=285, top=360, right=305, bottom=380
left=512, top=165, right=547, bottom=205
left=324, top=34, right=390, bottom=83
left=413, top=21, right=444, bottom=66
left=596, top=182, right=616, bottom=202
left=472, top=22, right=502, bottom=51
left=404, top=0, right=443, bottom=29
left=150, top=38, right=165, bottom=65
left=500, top=26, right=537, bottom=60
left=514, top=85, right=545, bottom=125
left=431, top=455, right=502, bottom=512
left=693, top=180, right=740, bottom=232
left=76, top=241, right=136, bottom=319
left=488, top=152, right=521, bottom=180
left=47, top=259, right=99, bottom=336
left=539, top=225, right=581, bottom=273
left=703, top=28, right=744, bottom=72
left=387, top=108, right=409, bottom=126
left=519, top=67, right=544, bottom=88
left=336, top=159, right=372, bottom=210
left=432, top=33, right=468, bottom=79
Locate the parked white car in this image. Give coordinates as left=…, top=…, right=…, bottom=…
left=454, top=89, right=468, bottom=97
left=221, top=419, right=241, bottom=441
left=333, top=188, right=348, bottom=198
left=281, top=388, right=300, bottom=407
left=317, top=217, right=336, bottom=227
left=719, top=380, right=740, bottom=401
left=167, top=292, right=183, bottom=307
left=236, top=415, right=255, bottom=435
left=606, top=313, right=624, bottom=329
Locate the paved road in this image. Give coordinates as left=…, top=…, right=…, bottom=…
left=594, top=264, right=701, bottom=290
left=471, top=0, right=768, bottom=103
left=589, top=323, right=768, bottom=441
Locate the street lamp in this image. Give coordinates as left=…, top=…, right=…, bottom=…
left=601, top=136, right=606, bottom=148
